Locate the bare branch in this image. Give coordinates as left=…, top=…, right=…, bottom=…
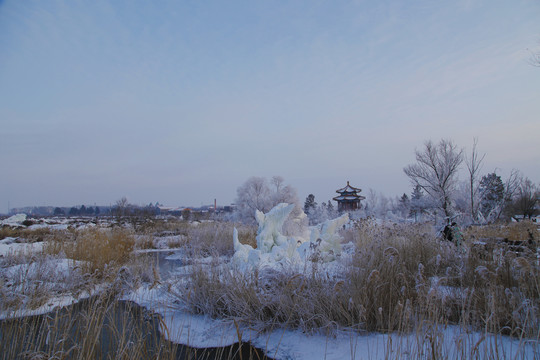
left=403, top=139, right=464, bottom=220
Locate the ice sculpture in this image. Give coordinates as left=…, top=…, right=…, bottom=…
left=255, top=203, right=295, bottom=253
left=299, top=213, right=349, bottom=262
left=233, top=203, right=350, bottom=268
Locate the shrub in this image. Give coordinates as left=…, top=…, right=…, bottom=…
left=46, top=228, right=136, bottom=275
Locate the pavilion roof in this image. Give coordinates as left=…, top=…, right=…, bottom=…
left=333, top=194, right=366, bottom=201
left=336, top=181, right=362, bottom=194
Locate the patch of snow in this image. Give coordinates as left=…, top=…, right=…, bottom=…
left=0, top=240, right=44, bottom=256
left=127, top=283, right=539, bottom=359
left=1, top=214, right=27, bottom=226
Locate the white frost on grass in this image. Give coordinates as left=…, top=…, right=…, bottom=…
left=0, top=237, right=44, bottom=256
left=0, top=257, right=102, bottom=320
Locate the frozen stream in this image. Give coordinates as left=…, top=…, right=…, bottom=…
left=0, top=296, right=271, bottom=359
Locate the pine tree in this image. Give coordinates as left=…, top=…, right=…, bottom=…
left=326, top=201, right=337, bottom=219
left=479, top=173, right=504, bottom=221
left=409, top=185, right=426, bottom=222
left=304, top=194, right=317, bottom=224
left=399, top=193, right=410, bottom=218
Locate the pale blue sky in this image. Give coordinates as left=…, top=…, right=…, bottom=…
left=1, top=0, right=539, bottom=210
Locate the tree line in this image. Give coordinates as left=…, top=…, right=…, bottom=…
left=232, top=139, right=538, bottom=226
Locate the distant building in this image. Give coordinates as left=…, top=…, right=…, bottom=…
left=333, top=181, right=365, bottom=212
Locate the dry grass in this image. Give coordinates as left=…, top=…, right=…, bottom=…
left=0, top=226, right=55, bottom=242
left=44, top=228, right=136, bottom=275
left=0, top=292, right=179, bottom=359
left=184, top=222, right=256, bottom=257
left=177, top=220, right=540, bottom=343
left=2, top=218, right=538, bottom=358
left=465, top=220, right=539, bottom=242
left=0, top=290, right=271, bottom=360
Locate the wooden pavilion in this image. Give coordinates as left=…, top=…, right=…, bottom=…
left=333, top=181, right=365, bottom=212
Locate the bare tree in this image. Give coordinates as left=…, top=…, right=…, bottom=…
left=235, top=176, right=300, bottom=224
left=115, top=196, right=129, bottom=218
left=496, top=169, right=521, bottom=220
left=465, top=138, right=485, bottom=222
left=236, top=177, right=272, bottom=221
left=404, top=139, right=464, bottom=220
left=511, top=177, right=539, bottom=219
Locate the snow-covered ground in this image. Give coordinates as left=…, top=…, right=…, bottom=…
left=125, top=282, right=538, bottom=359
left=1, top=213, right=538, bottom=359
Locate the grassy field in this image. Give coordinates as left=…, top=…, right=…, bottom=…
left=0, top=217, right=538, bottom=359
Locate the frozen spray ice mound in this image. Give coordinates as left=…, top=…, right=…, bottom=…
left=255, top=203, right=295, bottom=253
left=1, top=214, right=27, bottom=226
left=233, top=203, right=349, bottom=268
left=298, top=212, right=349, bottom=262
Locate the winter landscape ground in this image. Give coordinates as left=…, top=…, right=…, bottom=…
left=0, top=209, right=538, bottom=359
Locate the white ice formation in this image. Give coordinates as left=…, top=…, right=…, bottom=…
left=1, top=214, right=27, bottom=226
left=233, top=203, right=349, bottom=268
left=255, top=203, right=295, bottom=253
left=298, top=213, right=349, bottom=262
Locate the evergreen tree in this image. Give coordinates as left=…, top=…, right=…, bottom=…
left=304, top=194, right=317, bottom=213
left=398, top=193, right=410, bottom=218
left=478, top=173, right=504, bottom=221
left=409, top=185, right=427, bottom=222
left=304, top=194, right=317, bottom=224
left=326, top=201, right=337, bottom=219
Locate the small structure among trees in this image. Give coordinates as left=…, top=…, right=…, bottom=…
left=333, top=181, right=365, bottom=212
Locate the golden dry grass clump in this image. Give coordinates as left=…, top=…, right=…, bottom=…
left=465, top=220, right=539, bottom=242
left=45, top=228, right=136, bottom=275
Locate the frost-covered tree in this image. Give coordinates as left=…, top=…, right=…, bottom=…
left=304, top=194, right=318, bottom=224
left=326, top=201, right=336, bottom=217
left=465, top=138, right=485, bottom=222
left=398, top=193, right=410, bottom=218
left=236, top=177, right=272, bottom=217
left=304, top=194, right=317, bottom=214
left=404, top=139, right=464, bottom=220
left=235, top=176, right=300, bottom=225
left=479, top=173, right=504, bottom=221
left=363, top=189, right=392, bottom=219
left=409, top=185, right=428, bottom=222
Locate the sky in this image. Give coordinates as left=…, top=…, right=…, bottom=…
left=1, top=0, right=539, bottom=211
